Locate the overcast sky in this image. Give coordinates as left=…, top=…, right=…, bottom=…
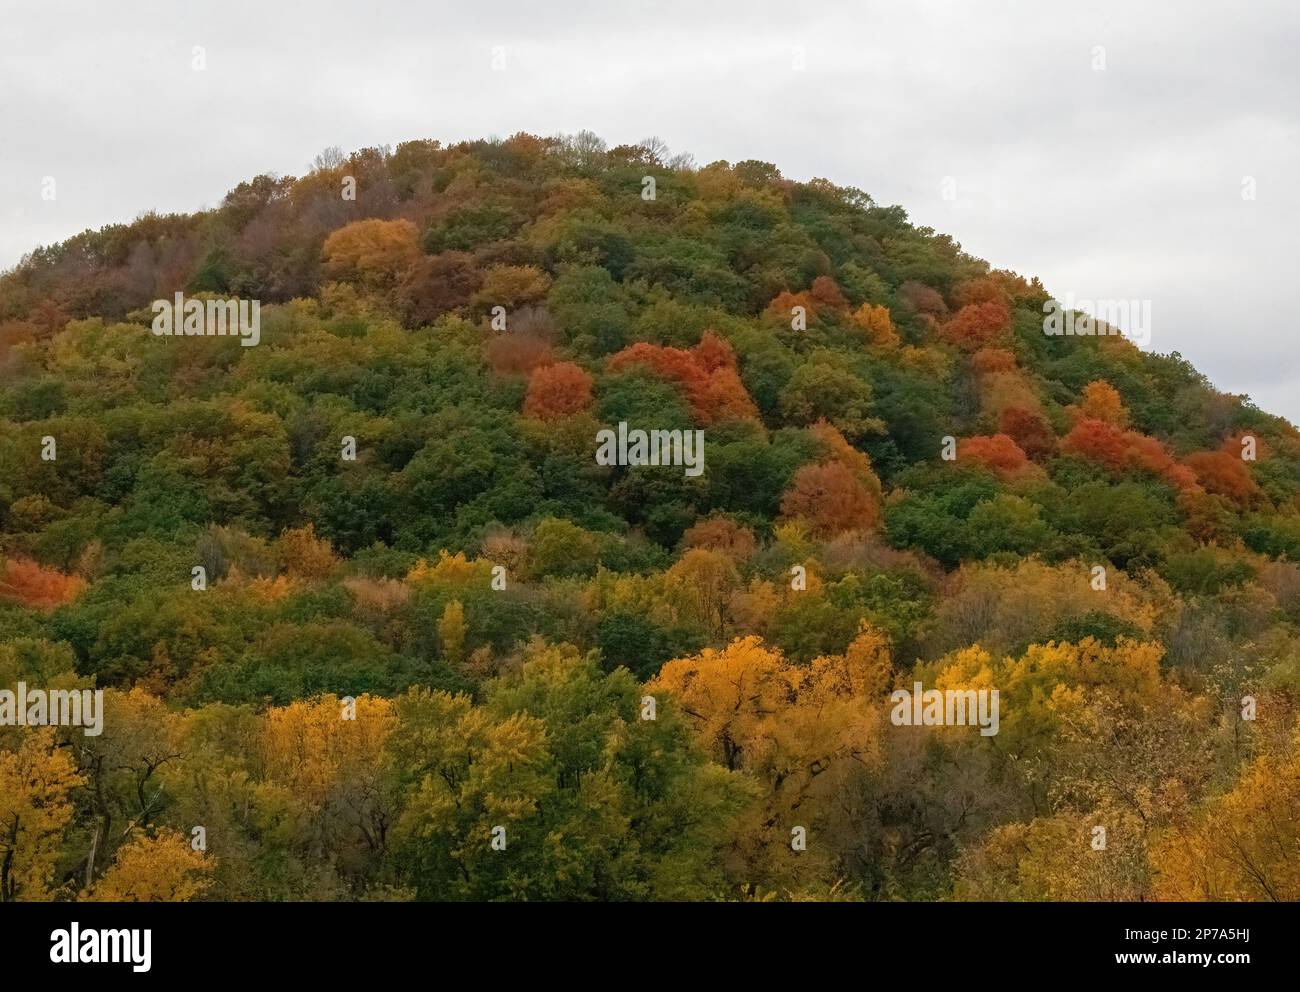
left=2, top=0, right=1297, bottom=421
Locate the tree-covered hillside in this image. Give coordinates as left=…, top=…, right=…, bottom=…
left=2, top=132, right=1299, bottom=901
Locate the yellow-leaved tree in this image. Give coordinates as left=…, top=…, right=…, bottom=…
left=954, top=807, right=1149, bottom=901
left=0, top=727, right=85, bottom=901
left=260, top=695, right=397, bottom=866
left=437, top=599, right=468, bottom=664
left=1151, top=739, right=1300, bottom=901
left=649, top=629, right=891, bottom=889
left=82, top=828, right=213, bottom=902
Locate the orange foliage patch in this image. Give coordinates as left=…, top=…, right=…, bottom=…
left=956, top=434, right=1035, bottom=481
left=940, top=300, right=1011, bottom=350
left=765, top=278, right=848, bottom=325
left=277, top=523, right=340, bottom=580
left=969, top=348, right=1045, bottom=427
left=809, top=275, right=849, bottom=310
left=0, top=319, right=38, bottom=367
left=0, top=558, right=88, bottom=611
left=692, top=329, right=736, bottom=373
left=682, top=516, right=759, bottom=560
left=1222, top=431, right=1269, bottom=462
left=779, top=421, right=884, bottom=536
left=780, top=461, right=881, bottom=536
left=1061, top=418, right=1198, bottom=491
left=952, top=276, right=1009, bottom=309
left=1062, top=417, right=1127, bottom=466
left=810, top=420, right=884, bottom=497
left=246, top=575, right=298, bottom=602
left=970, top=348, right=1018, bottom=376
left=399, top=251, right=483, bottom=325
left=523, top=361, right=595, bottom=420
left=1183, top=449, right=1260, bottom=505
left=608, top=331, right=759, bottom=424
left=766, top=290, right=817, bottom=323
left=1000, top=407, right=1057, bottom=461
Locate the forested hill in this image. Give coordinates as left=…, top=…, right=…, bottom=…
left=1, top=132, right=1299, bottom=902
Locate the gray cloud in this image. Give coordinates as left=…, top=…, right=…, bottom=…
left=1, top=0, right=1296, bottom=420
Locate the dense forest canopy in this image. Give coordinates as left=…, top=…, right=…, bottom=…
left=2, top=131, right=1299, bottom=902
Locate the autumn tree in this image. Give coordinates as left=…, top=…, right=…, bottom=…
left=898, top=281, right=948, bottom=316
left=75, top=688, right=182, bottom=885
left=809, top=275, right=849, bottom=310
left=322, top=218, right=420, bottom=288
left=398, top=250, right=483, bottom=325
left=1151, top=743, right=1300, bottom=900
left=956, top=434, right=1034, bottom=481
left=438, top=599, right=468, bottom=663
left=82, top=829, right=214, bottom=902
left=766, top=289, right=817, bottom=324
left=955, top=808, right=1150, bottom=901
left=781, top=461, right=880, bottom=536
left=663, top=548, right=740, bottom=637
left=1073, top=380, right=1129, bottom=427
left=1000, top=407, right=1056, bottom=460
left=276, top=523, right=340, bottom=580
left=1183, top=449, right=1260, bottom=505
left=472, top=264, right=551, bottom=312
left=940, top=300, right=1010, bottom=350
left=681, top=515, right=758, bottom=561
left=0, top=319, right=37, bottom=366
left=0, top=558, right=87, bottom=611
left=0, top=729, right=85, bottom=901
left=522, top=361, right=594, bottom=420
left=952, top=276, right=1010, bottom=309
left=260, top=694, right=397, bottom=871
left=923, top=558, right=1168, bottom=659
left=969, top=347, right=1017, bottom=376
left=1061, top=418, right=1198, bottom=491
left=851, top=303, right=900, bottom=348
left=650, top=631, right=889, bottom=884
left=608, top=333, right=759, bottom=424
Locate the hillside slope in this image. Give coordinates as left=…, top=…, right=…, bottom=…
left=1, top=133, right=1299, bottom=902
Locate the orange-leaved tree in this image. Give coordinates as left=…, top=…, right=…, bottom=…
left=608, top=331, right=758, bottom=423
left=940, top=300, right=1011, bottom=350
left=956, top=434, right=1035, bottom=481
left=0, top=558, right=87, bottom=611
left=523, top=361, right=594, bottom=420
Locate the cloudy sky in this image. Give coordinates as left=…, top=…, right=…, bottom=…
left=2, top=0, right=1297, bottom=420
